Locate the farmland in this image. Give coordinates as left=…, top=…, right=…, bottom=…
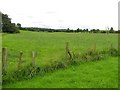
left=2, top=30, right=118, bottom=88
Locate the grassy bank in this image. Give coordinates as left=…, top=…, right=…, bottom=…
left=3, top=56, right=118, bottom=88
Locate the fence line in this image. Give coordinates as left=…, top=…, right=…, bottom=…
left=2, top=42, right=115, bottom=73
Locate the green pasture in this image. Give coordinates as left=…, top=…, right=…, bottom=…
left=2, top=30, right=118, bottom=88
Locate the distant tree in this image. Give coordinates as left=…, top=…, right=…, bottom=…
left=118, top=30, right=120, bottom=33
left=82, top=29, right=88, bottom=33
left=69, top=30, right=73, bottom=32
left=79, top=29, right=82, bottom=32
left=90, top=29, right=100, bottom=33
left=17, top=23, right=21, bottom=29
left=2, top=13, right=20, bottom=33
left=109, top=27, right=115, bottom=33
left=76, top=28, right=80, bottom=32
left=114, top=30, right=120, bottom=33
left=109, top=27, right=114, bottom=33
left=90, top=29, right=95, bottom=33
left=110, top=27, right=113, bottom=30
left=83, top=29, right=86, bottom=32
left=66, top=28, right=70, bottom=32
left=100, top=30, right=107, bottom=33
left=86, top=29, right=88, bottom=32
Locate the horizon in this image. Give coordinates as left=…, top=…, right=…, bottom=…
left=21, top=26, right=116, bottom=31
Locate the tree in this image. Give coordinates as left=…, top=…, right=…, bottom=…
left=2, top=13, right=20, bottom=33
left=100, top=30, right=107, bottom=33
left=17, top=23, right=21, bottom=29
left=86, top=29, right=88, bottom=32
left=76, top=28, right=80, bottom=32
left=79, top=29, right=82, bottom=32
left=109, top=27, right=114, bottom=33
left=66, top=28, right=70, bottom=32
left=110, top=27, right=113, bottom=30
left=90, top=29, right=100, bottom=33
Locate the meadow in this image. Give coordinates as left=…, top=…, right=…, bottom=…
left=2, top=30, right=118, bottom=88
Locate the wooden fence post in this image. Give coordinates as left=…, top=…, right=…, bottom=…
left=2, top=47, right=7, bottom=72
left=66, top=42, right=73, bottom=60
left=32, top=51, right=35, bottom=67
left=18, top=51, right=23, bottom=69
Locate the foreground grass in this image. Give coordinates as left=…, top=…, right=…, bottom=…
left=3, top=56, right=118, bottom=88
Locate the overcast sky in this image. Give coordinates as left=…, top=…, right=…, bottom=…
left=0, top=0, right=119, bottom=30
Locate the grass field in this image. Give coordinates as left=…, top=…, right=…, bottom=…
left=2, top=30, right=118, bottom=88
left=3, top=56, right=118, bottom=88
left=2, top=31, right=118, bottom=66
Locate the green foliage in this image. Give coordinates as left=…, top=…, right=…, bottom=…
left=109, top=27, right=114, bottom=33
left=16, top=23, right=21, bottom=29
left=2, top=13, right=20, bottom=33
left=100, top=30, right=107, bottom=33
left=90, top=29, right=100, bottom=33
left=108, top=48, right=119, bottom=56
left=2, top=64, right=38, bottom=84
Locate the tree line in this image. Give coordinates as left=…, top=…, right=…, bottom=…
left=21, top=27, right=120, bottom=33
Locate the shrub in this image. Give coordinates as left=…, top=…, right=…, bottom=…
left=108, top=48, right=119, bottom=56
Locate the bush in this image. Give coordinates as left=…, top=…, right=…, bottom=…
left=108, top=48, right=119, bottom=56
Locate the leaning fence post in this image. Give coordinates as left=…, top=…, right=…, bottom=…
left=18, top=51, right=23, bottom=69
left=32, top=51, right=35, bottom=67
left=2, top=47, right=7, bottom=72
left=66, top=42, right=73, bottom=60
